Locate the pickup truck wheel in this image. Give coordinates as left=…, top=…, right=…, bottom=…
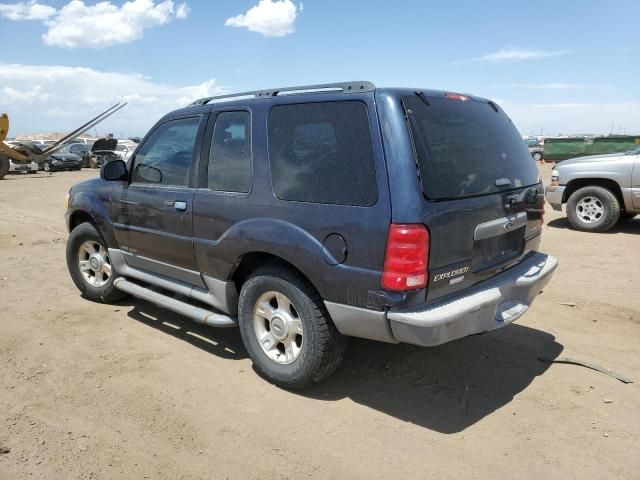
left=532, top=152, right=543, bottom=162
left=566, top=186, right=620, bottom=232
left=238, top=265, right=347, bottom=389
left=66, top=222, right=128, bottom=303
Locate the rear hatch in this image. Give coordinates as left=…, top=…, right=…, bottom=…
left=402, top=93, right=544, bottom=301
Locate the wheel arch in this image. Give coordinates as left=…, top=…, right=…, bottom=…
left=66, top=191, right=118, bottom=248
left=563, top=178, right=624, bottom=208
left=68, top=210, right=97, bottom=232
left=231, top=252, right=321, bottom=299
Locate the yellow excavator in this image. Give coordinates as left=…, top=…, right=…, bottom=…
left=0, top=103, right=127, bottom=179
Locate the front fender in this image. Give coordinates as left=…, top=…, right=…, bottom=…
left=66, top=190, right=118, bottom=248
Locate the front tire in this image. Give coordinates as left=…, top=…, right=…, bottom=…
left=532, top=152, right=543, bottom=162
left=566, top=186, right=620, bottom=232
left=238, top=265, right=347, bottom=389
left=66, top=222, right=128, bottom=302
left=0, top=155, right=9, bottom=179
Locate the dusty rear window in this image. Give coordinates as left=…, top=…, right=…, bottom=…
left=403, top=95, right=539, bottom=200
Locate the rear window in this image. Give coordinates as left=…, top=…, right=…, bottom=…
left=268, top=101, right=377, bottom=206
left=403, top=95, right=539, bottom=200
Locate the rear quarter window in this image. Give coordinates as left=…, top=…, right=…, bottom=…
left=268, top=101, right=377, bottom=206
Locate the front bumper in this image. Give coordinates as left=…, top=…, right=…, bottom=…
left=545, top=185, right=565, bottom=211
left=49, top=164, right=81, bottom=171
left=386, top=252, right=557, bottom=347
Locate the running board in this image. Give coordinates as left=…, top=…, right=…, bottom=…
left=114, top=278, right=237, bottom=328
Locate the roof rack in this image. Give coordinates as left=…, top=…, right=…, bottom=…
left=189, top=81, right=376, bottom=106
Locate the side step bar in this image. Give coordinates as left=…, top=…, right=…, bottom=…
left=114, top=278, right=237, bottom=328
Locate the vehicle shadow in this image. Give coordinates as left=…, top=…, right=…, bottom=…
left=547, top=216, right=640, bottom=234
left=119, top=297, right=563, bottom=434
left=120, top=298, right=247, bottom=361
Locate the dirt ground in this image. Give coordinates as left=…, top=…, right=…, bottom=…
left=0, top=164, right=639, bottom=479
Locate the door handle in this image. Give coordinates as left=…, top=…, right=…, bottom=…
left=174, top=201, right=187, bottom=211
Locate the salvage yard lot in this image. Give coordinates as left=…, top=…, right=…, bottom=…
left=1, top=165, right=639, bottom=479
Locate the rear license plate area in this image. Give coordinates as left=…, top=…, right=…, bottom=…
left=472, top=227, right=525, bottom=272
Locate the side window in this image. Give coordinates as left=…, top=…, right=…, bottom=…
left=131, top=117, right=200, bottom=187
left=208, top=111, right=251, bottom=193
left=268, top=101, right=377, bottom=206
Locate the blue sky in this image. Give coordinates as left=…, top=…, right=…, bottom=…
left=0, top=0, right=638, bottom=137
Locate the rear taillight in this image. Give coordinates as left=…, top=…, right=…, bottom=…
left=382, top=224, right=429, bottom=292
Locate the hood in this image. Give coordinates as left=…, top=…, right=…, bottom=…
left=91, top=138, right=118, bottom=152
left=558, top=152, right=625, bottom=167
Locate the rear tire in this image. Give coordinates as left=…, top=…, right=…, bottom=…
left=532, top=152, right=543, bottom=162
left=566, top=186, right=620, bottom=232
left=238, top=265, right=347, bottom=389
left=66, top=222, right=128, bottom=303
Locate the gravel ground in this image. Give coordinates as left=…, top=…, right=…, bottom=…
left=0, top=165, right=639, bottom=479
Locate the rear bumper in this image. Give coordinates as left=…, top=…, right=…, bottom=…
left=545, top=186, right=565, bottom=211
left=326, top=252, right=557, bottom=347
left=388, top=253, right=557, bottom=346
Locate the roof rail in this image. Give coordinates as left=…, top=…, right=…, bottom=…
left=189, top=81, right=376, bottom=106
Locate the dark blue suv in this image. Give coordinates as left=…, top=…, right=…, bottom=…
left=65, top=81, right=557, bottom=389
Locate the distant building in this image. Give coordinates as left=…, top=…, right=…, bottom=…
left=15, top=132, right=100, bottom=143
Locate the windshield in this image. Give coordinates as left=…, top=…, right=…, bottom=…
left=403, top=95, right=540, bottom=200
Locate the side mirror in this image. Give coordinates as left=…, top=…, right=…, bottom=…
left=100, top=159, right=127, bottom=181
left=133, top=163, right=162, bottom=184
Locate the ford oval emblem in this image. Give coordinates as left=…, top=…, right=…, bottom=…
left=503, top=221, right=515, bottom=231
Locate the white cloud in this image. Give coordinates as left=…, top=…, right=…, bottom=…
left=499, top=83, right=613, bottom=91
left=0, top=0, right=189, bottom=48
left=225, top=0, right=301, bottom=37
left=0, top=1, right=55, bottom=20
left=175, top=1, right=189, bottom=19
left=0, top=63, right=227, bottom=137
left=454, top=46, right=571, bottom=64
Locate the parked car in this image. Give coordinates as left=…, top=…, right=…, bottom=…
left=40, top=145, right=83, bottom=172
left=65, top=82, right=556, bottom=389
left=88, top=138, right=121, bottom=168
left=14, top=142, right=83, bottom=172
left=545, top=147, right=640, bottom=232
left=8, top=158, right=38, bottom=174
left=525, top=138, right=544, bottom=162
left=66, top=142, right=93, bottom=167
left=115, top=143, right=134, bottom=161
